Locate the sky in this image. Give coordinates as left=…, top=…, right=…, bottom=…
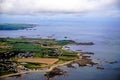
left=0, top=0, right=120, bottom=23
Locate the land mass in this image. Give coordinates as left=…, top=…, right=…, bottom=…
left=0, top=23, right=36, bottom=30
left=0, top=38, right=96, bottom=78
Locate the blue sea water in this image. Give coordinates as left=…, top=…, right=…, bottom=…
left=0, top=18, right=120, bottom=80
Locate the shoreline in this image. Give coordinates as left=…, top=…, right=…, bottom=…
left=0, top=60, right=74, bottom=79
left=0, top=38, right=95, bottom=79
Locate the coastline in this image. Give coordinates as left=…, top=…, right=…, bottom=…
left=0, top=38, right=95, bottom=79
left=0, top=60, right=74, bottom=79
left=0, top=38, right=79, bottom=79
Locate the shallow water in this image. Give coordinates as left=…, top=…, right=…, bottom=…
left=0, top=20, right=120, bottom=80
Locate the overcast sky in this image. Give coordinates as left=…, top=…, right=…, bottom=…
left=0, top=0, right=120, bottom=17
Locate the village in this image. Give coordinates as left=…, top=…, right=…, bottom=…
left=0, top=38, right=98, bottom=78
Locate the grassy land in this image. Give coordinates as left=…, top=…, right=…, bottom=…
left=0, top=71, right=14, bottom=76
left=0, top=38, right=78, bottom=76
left=61, top=50, right=77, bottom=56
left=0, top=24, right=35, bottom=30
left=58, top=50, right=78, bottom=62
left=0, top=38, right=77, bottom=58
left=23, top=62, right=48, bottom=69
left=13, top=43, right=41, bottom=52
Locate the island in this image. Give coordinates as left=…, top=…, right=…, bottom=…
left=0, top=23, right=36, bottom=30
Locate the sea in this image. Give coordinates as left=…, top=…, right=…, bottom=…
left=0, top=17, right=120, bottom=80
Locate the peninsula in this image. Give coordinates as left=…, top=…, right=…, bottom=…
left=0, top=37, right=96, bottom=78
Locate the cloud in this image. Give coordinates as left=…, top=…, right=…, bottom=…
left=0, top=0, right=119, bottom=16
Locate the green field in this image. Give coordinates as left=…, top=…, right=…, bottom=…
left=0, top=38, right=77, bottom=58
left=0, top=38, right=78, bottom=76
left=0, top=24, right=35, bottom=30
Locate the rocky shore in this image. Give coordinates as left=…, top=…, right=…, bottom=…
left=1, top=38, right=111, bottom=79
left=0, top=60, right=73, bottom=79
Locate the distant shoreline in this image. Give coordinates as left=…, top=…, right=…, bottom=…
left=0, top=23, right=36, bottom=30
